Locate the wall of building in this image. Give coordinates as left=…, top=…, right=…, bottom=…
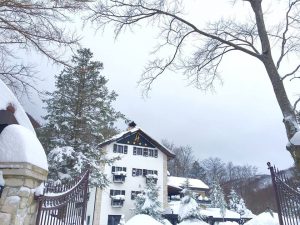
left=91, top=142, right=166, bottom=225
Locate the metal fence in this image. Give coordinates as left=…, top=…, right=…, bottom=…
left=35, top=170, right=89, bottom=225
left=268, top=162, right=300, bottom=225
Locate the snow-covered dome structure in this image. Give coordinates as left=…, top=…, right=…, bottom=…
left=0, top=79, right=48, bottom=171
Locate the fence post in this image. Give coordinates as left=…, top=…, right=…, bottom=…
left=0, top=162, right=48, bottom=225
left=267, top=162, right=284, bottom=225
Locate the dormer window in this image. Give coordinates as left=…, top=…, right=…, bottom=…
left=110, top=190, right=125, bottom=207
left=113, top=144, right=128, bottom=154
left=112, top=166, right=127, bottom=183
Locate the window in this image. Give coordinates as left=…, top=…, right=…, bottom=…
left=110, top=190, right=126, bottom=207
left=112, top=166, right=127, bottom=183
left=142, top=169, right=158, bottom=176
left=143, top=148, right=148, bottom=157
left=133, top=147, right=143, bottom=155
left=132, top=168, right=143, bottom=177
left=131, top=191, right=142, bottom=200
left=113, top=144, right=128, bottom=154
left=107, top=215, right=121, bottom=225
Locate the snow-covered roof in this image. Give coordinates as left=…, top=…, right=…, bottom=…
left=125, top=214, right=164, bottom=225
left=99, top=127, right=175, bottom=158
left=0, top=124, right=48, bottom=170
left=290, top=131, right=300, bottom=145
left=0, top=79, right=35, bottom=134
left=168, top=176, right=209, bottom=190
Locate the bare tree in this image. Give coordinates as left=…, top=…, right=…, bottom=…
left=88, top=0, right=300, bottom=165
left=162, top=139, right=195, bottom=177
left=0, top=0, right=87, bottom=95
left=201, top=157, right=226, bottom=185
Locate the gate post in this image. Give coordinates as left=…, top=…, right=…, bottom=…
left=0, top=162, right=48, bottom=225
left=267, top=162, right=284, bottom=225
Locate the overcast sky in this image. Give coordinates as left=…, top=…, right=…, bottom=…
left=22, top=0, right=298, bottom=174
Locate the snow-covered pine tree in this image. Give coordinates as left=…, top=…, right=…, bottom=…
left=133, top=179, right=163, bottom=222
left=178, top=179, right=203, bottom=222
left=228, top=189, right=248, bottom=216
left=39, top=48, right=125, bottom=187
left=209, top=179, right=227, bottom=218
left=228, top=189, right=240, bottom=213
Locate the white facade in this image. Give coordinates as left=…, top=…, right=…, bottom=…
left=86, top=128, right=174, bottom=225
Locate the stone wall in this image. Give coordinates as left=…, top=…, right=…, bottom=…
left=0, top=162, right=48, bottom=225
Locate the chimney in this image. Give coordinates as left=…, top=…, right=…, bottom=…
left=127, top=121, right=136, bottom=131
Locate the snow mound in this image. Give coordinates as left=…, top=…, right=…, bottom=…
left=0, top=79, right=35, bottom=134
left=0, top=124, right=48, bottom=170
left=125, top=214, right=163, bottom=225
left=291, top=131, right=300, bottom=145
left=244, top=212, right=279, bottom=225
left=178, top=219, right=209, bottom=225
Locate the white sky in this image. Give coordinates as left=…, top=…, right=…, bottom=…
left=22, top=0, right=298, bottom=173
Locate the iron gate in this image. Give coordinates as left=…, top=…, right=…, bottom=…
left=268, top=162, right=300, bottom=225
left=35, top=170, right=89, bottom=225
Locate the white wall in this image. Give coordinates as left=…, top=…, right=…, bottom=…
left=97, top=142, right=165, bottom=225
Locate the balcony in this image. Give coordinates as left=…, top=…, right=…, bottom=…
left=112, top=171, right=127, bottom=183
left=111, top=195, right=125, bottom=207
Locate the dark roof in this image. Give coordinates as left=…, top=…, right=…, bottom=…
left=99, top=127, right=175, bottom=158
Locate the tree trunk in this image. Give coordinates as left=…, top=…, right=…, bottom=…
left=250, top=0, right=300, bottom=165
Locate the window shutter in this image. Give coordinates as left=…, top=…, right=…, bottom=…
left=124, top=146, right=128, bottom=154
left=154, top=150, right=158, bottom=158
left=143, top=169, right=147, bottom=176
left=123, top=167, right=126, bottom=172
left=122, top=190, right=125, bottom=195
left=110, top=190, right=114, bottom=196
left=132, top=168, right=136, bottom=176
left=154, top=170, right=158, bottom=175
left=112, top=166, right=115, bottom=173
left=113, top=144, right=117, bottom=153
left=133, top=147, right=137, bottom=155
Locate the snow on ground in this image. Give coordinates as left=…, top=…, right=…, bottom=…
left=125, top=214, right=163, bottom=225
left=0, top=79, right=35, bottom=134
left=0, top=124, right=48, bottom=170
left=168, top=176, right=209, bottom=190
left=201, top=208, right=240, bottom=219
left=178, top=219, right=209, bottom=225
left=244, top=212, right=279, bottom=225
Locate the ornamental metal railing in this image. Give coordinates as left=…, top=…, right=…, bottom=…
left=268, top=162, right=300, bottom=225
left=35, top=169, right=89, bottom=225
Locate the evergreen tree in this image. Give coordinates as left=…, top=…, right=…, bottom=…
left=189, top=160, right=207, bottom=182
left=39, top=48, right=125, bottom=187
left=133, top=179, right=163, bottom=222
left=209, top=179, right=227, bottom=218
left=178, top=187, right=203, bottom=222
left=228, top=189, right=240, bottom=213
left=228, top=188, right=248, bottom=216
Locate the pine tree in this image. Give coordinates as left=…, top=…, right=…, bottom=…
left=209, top=179, right=227, bottom=218
left=189, top=160, right=207, bottom=182
left=228, top=189, right=248, bottom=216
left=228, top=189, right=240, bottom=213
left=178, top=179, right=203, bottom=222
left=133, top=179, right=163, bottom=222
left=39, top=48, right=125, bottom=187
